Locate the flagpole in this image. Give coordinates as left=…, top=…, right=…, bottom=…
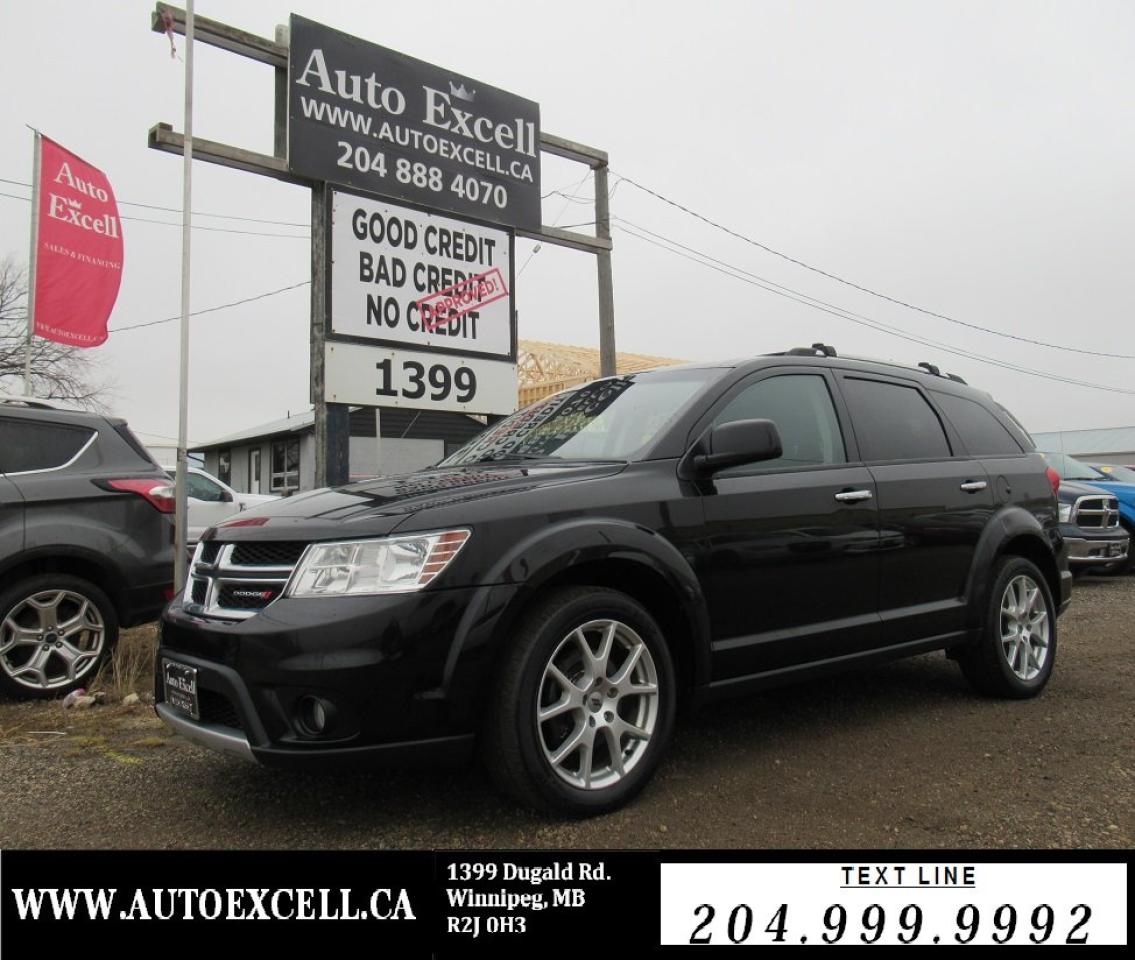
left=24, top=130, right=41, bottom=397
left=174, top=0, right=194, bottom=590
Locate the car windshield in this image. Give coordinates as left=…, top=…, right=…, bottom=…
left=1042, top=452, right=1106, bottom=482
left=1090, top=463, right=1135, bottom=484
left=441, top=368, right=717, bottom=465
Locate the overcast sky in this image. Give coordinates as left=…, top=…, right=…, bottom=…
left=1, top=0, right=1132, bottom=448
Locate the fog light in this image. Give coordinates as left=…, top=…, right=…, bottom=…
left=298, top=696, right=333, bottom=735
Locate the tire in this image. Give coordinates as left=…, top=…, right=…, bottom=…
left=958, top=556, right=1056, bottom=699
left=0, top=574, right=117, bottom=699
left=484, top=586, right=676, bottom=816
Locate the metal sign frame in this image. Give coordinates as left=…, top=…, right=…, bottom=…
left=148, top=3, right=614, bottom=487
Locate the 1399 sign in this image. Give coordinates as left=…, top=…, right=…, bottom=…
left=374, top=357, right=476, bottom=403
left=689, top=901, right=1093, bottom=946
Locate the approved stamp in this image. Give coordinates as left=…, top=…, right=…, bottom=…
left=416, top=266, right=509, bottom=333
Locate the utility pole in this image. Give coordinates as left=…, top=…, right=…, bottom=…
left=173, top=0, right=194, bottom=588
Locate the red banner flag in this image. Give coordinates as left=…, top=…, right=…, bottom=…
left=31, top=136, right=124, bottom=347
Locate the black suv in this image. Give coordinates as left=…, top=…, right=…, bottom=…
left=0, top=397, right=174, bottom=698
left=157, top=347, right=1071, bottom=814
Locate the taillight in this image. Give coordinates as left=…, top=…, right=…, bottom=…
left=105, top=478, right=176, bottom=513
left=1045, top=466, right=1061, bottom=496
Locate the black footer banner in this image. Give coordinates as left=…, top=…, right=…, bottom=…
left=1, top=849, right=1129, bottom=954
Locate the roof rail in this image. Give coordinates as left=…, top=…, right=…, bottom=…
left=916, top=362, right=968, bottom=385
left=785, top=343, right=837, bottom=358
left=0, top=394, right=59, bottom=410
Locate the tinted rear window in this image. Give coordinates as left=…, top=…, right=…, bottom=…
left=932, top=392, right=1023, bottom=456
left=840, top=378, right=951, bottom=461
left=0, top=418, right=96, bottom=473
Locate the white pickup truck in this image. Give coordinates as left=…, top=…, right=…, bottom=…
left=159, top=465, right=277, bottom=545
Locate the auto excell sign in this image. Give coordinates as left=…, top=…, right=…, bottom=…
left=288, top=14, right=541, bottom=231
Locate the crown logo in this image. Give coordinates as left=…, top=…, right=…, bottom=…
left=449, top=81, right=476, bottom=102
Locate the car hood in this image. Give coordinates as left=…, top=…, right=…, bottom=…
left=206, top=460, right=626, bottom=541
left=1058, top=479, right=1114, bottom=503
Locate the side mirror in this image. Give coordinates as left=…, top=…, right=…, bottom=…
left=221, top=489, right=234, bottom=503
left=689, top=418, right=782, bottom=475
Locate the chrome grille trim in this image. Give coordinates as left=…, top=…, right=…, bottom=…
left=185, top=542, right=302, bottom=620
left=1072, top=495, right=1120, bottom=529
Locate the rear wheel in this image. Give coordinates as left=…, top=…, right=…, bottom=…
left=484, top=586, right=676, bottom=815
left=0, top=574, right=117, bottom=699
left=958, top=557, right=1055, bottom=698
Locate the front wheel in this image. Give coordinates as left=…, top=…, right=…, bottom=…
left=484, top=586, right=676, bottom=816
left=958, top=557, right=1056, bottom=698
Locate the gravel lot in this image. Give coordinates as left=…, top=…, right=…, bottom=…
left=1, top=576, right=1131, bottom=850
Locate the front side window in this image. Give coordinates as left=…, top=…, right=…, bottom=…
left=712, top=374, right=846, bottom=471
left=186, top=472, right=225, bottom=502
left=0, top=418, right=95, bottom=474
left=840, top=378, right=951, bottom=461
left=271, top=438, right=300, bottom=492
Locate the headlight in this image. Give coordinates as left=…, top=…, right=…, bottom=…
left=1058, top=502, right=1072, bottom=522
left=286, top=529, right=470, bottom=597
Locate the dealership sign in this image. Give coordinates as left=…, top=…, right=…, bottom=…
left=327, top=188, right=517, bottom=415
left=330, top=189, right=513, bottom=359
left=324, top=341, right=517, bottom=415
left=288, top=15, right=541, bottom=231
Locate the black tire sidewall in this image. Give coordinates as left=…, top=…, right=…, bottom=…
left=511, top=590, right=676, bottom=815
left=0, top=574, right=118, bottom=699
left=984, top=558, right=1057, bottom=696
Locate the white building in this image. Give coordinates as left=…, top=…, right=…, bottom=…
left=190, top=407, right=486, bottom=494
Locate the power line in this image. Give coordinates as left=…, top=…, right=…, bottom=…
left=0, top=189, right=309, bottom=239
left=614, top=220, right=1135, bottom=397
left=0, top=175, right=307, bottom=227
left=612, top=171, right=1135, bottom=360
left=110, top=281, right=309, bottom=332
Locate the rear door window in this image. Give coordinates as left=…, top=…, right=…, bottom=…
left=840, top=377, right=952, bottom=461
left=0, top=418, right=96, bottom=474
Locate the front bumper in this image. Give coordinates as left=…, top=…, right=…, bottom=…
left=1063, top=527, right=1129, bottom=566
left=155, top=583, right=518, bottom=766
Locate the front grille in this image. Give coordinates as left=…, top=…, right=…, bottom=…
left=187, top=541, right=304, bottom=620
left=231, top=541, right=306, bottom=567
left=198, top=689, right=242, bottom=730
left=1074, top=496, right=1120, bottom=529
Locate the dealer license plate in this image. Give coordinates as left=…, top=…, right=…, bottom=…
left=162, top=659, right=199, bottom=719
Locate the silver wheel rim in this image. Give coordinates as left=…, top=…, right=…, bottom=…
left=536, top=618, right=660, bottom=790
left=1000, top=574, right=1049, bottom=681
left=0, top=590, right=106, bottom=691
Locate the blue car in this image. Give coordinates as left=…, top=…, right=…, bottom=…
left=1044, top=453, right=1135, bottom=573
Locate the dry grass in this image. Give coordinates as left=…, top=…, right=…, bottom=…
left=90, top=623, right=158, bottom=702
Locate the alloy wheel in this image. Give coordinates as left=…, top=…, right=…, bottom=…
left=0, top=590, right=106, bottom=691
left=1000, top=574, right=1049, bottom=681
left=536, top=618, right=660, bottom=790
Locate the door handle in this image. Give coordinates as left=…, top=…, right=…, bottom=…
left=959, top=480, right=988, bottom=493
left=834, top=489, right=873, bottom=503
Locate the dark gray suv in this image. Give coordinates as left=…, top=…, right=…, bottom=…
left=0, top=397, right=174, bottom=698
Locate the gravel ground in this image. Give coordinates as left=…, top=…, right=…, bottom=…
left=1, top=576, right=1131, bottom=850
